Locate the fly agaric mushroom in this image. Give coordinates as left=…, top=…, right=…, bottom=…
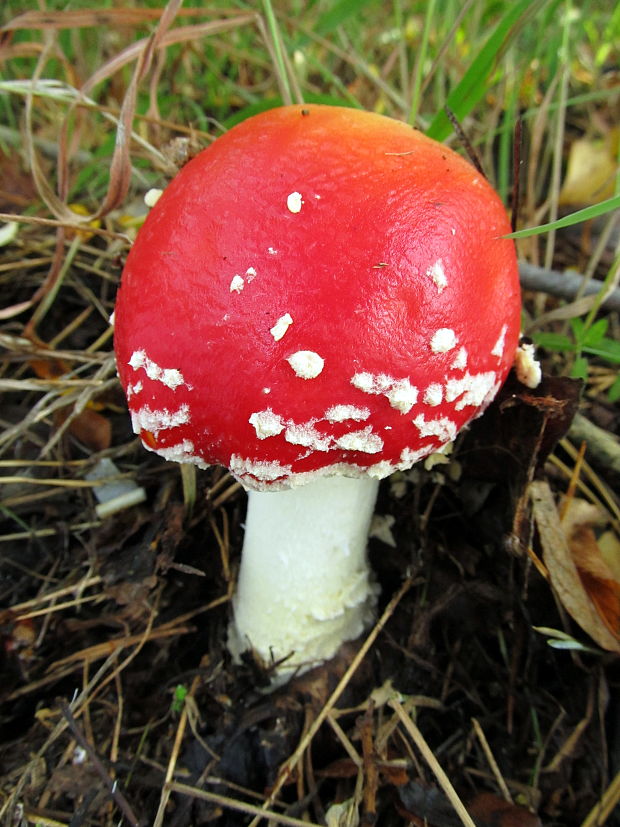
left=114, top=105, right=521, bottom=683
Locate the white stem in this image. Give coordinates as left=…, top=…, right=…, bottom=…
left=228, top=475, right=380, bottom=683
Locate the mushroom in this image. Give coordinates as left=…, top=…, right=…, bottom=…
left=113, top=105, right=521, bottom=684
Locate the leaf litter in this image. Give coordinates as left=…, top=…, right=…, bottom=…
left=0, top=4, right=619, bottom=826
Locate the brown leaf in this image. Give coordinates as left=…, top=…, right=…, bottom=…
left=530, top=480, right=620, bottom=652
left=600, top=530, right=620, bottom=582
left=1, top=7, right=215, bottom=32
left=570, top=524, right=620, bottom=642
left=63, top=407, right=112, bottom=453
left=468, top=792, right=542, bottom=827
left=26, top=336, right=112, bottom=452
left=29, top=354, right=71, bottom=381
left=316, top=758, right=358, bottom=779
left=0, top=148, right=38, bottom=211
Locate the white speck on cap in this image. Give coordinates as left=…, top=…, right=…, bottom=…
left=268, top=247, right=278, bottom=255
left=350, top=372, right=380, bottom=394
left=445, top=371, right=497, bottom=410
left=491, top=324, right=508, bottom=358
left=127, top=380, right=143, bottom=398
left=430, top=328, right=457, bottom=353
left=335, top=428, right=384, bottom=454
left=351, top=372, right=417, bottom=413
left=400, top=446, right=433, bottom=465
left=229, top=455, right=292, bottom=484
left=128, top=350, right=186, bottom=390
left=130, top=403, right=190, bottom=436
left=413, top=414, right=457, bottom=443
left=285, top=421, right=331, bottom=451
left=270, top=313, right=293, bottom=341
left=451, top=347, right=468, bottom=370
left=249, top=409, right=285, bottom=439
left=423, top=383, right=443, bottom=406
left=245, top=267, right=257, bottom=281
left=386, top=378, right=418, bottom=414
left=426, top=259, right=448, bottom=293
left=144, top=188, right=163, bottom=207
left=154, top=439, right=209, bottom=468
left=324, top=404, right=371, bottom=423
left=230, top=275, right=245, bottom=293
left=286, top=192, right=303, bottom=213
left=287, top=350, right=324, bottom=379
left=367, top=460, right=396, bottom=479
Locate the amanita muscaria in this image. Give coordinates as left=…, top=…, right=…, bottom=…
left=114, top=105, right=521, bottom=683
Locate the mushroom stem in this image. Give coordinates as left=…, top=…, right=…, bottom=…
left=228, top=475, right=380, bottom=683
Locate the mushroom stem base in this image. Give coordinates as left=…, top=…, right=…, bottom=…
left=228, top=475, right=380, bottom=685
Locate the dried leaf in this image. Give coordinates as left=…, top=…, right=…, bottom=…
left=461, top=372, right=581, bottom=552
left=561, top=498, right=620, bottom=642
left=467, top=793, right=542, bottom=827
left=29, top=353, right=71, bottom=380
left=530, top=480, right=620, bottom=653
left=559, top=133, right=618, bottom=206
left=599, top=530, right=620, bottom=582
left=316, top=758, right=359, bottom=780
left=0, top=148, right=38, bottom=210
left=63, top=407, right=112, bottom=452
left=1, top=8, right=196, bottom=30
left=26, top=336, right=112, bottom=451
left=569, top=525, right=620, bottom=642
left=325, top=798, right=360, bottom=827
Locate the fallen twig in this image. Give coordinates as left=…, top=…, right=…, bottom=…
left=519, top=261, right=620, bottom=312
left=389, top=696, right=477, bottom=827
left=60, top=701, right=140, bottom=827
left=568, top=413, right=620, bottom=478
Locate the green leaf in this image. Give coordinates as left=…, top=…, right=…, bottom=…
left=532, top=331, right=575, bottom=352
left=533, top=625, right=600, bottom=653
left=427, top=0, right=538, bottom=142
left=548, top=639, right=595, bottom=651
left=570, top=357, right=589, bottom=380
left=582, top=317, right=609, bottom=347
left=608, top=374, right=620, bottom=402
left=569, top=317, right=585, bottom=343
left=583, top=339, right=620, bottom=364
left=170, top=684, right=188, bottom=715
left=506, top=192, right=620, bottom=239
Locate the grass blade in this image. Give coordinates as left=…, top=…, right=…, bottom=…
left=313, top=0, right=376, bottom=38
left=506, top=193, right=620, bottom=239
left=407, top=0, right=437, bottom=125
left=262, top=0, right=293, bottom=105
left=427, top=0, right=539, bottom=142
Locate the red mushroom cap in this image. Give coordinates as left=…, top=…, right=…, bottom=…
left=114, top=105, right=521, bottom=490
